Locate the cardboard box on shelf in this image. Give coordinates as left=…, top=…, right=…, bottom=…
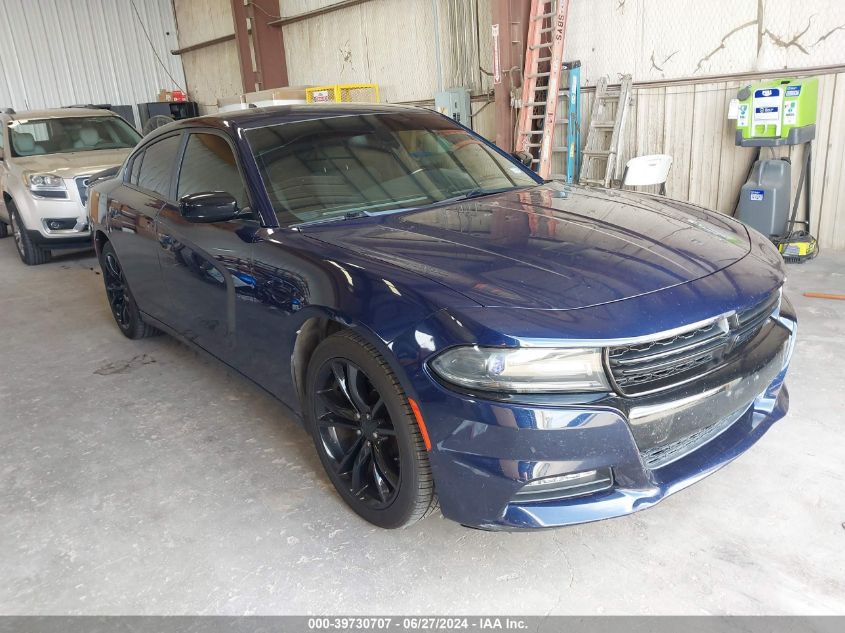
left=217, top=94, right=246, bottom=109
left=157, top=89, right=173, bottom=103
left=245, top=87, right=308, bottom=103
left=216, top=86, right=310, bottom=112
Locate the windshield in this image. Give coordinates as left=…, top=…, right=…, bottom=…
left=9, top=116, right=141, bottom=157
left=244, top=111, right=540, bottom=225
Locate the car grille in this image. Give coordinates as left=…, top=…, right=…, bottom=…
left=607, top=291, right=781, bottom=397
left=639, top=403, right=751, bottom=469
left=75, top=176, right=91, bottom=206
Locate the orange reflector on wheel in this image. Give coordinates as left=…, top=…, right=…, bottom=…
left=407, top=398, right=432, bottom=451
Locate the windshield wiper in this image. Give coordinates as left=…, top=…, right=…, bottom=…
left=292, top=210, right=370, bottom=228
left=438, top=185, right=535, bottom=205
left=292, top=185, right=537, bottom=228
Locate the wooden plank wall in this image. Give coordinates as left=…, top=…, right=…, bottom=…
left=172, top=0, right=242, bottom=113
left=556, top=72, right=845, bottom=250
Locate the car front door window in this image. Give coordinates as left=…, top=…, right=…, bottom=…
left=177, top=133, right=250, bottom=214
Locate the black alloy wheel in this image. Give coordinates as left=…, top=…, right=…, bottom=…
left=306, top=331, right=437, bottom=528
left=315, top=358, right=401, bottom=509
left=99, top=241, right=157, bottom=339
left=102, top=246, right=131, bottom=331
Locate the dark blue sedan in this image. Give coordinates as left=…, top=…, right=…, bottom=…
left=88, top=104, right=796, bottom=530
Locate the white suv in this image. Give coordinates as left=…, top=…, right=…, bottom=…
left=0, top=107, right=140, bottom=264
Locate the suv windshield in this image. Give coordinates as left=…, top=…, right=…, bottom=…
left=8, top=116, right=141, bottom=157
left=245, top=111, right=539, bottom=225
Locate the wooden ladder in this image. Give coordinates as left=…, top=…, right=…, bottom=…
left=515, top=0, right=570, bottom=179
left=579, top=75, right=633, bottom=187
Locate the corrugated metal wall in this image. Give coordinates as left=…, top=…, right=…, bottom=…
left=0, top=0, right=186, bottom=124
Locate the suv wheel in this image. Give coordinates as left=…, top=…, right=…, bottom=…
left=8, top=202, right=51, bottom=265
left=99, top=241, right=158, bottom=339
left=305, top=331, right=437, bottom=528
left=0, top=220, right=8, bottom=238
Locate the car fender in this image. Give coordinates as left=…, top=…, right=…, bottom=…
left=285, top=304, right=424, bottom=412
left=250, top=230, right=482, bottom=412
left=1, top=177, right=36, bottom=228
left=277, top=283, right=464, bottom=420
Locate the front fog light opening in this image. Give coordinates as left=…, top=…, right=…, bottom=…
left=514, top=468, right=613, bottom=502
left=44, top=218, right=78, bottom=231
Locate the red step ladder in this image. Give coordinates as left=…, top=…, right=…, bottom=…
left=515, top=0, right=570, bottom=179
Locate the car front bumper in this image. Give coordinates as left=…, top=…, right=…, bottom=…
left=412, top=305, right=797, bottom=531
left=9, top=184, right=92, bottom=247
left=25, top=227, right=92, bottom=249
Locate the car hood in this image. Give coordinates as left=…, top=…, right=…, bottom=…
left=12, top=148, right=131, bottom=179
left=303, top=183, right=752, bottom=310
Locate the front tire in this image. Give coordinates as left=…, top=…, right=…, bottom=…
left=8, top=202, right=50, bottom=265
left=99, top=241, right=158, bottom=339
left=305, top=331, right=437, bottom=528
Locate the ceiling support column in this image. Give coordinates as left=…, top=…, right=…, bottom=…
left=491, top=0, right=530, bottom=151
left=231, top=0, right=289, bottom=93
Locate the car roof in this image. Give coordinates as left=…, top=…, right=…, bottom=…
left=155, top=103, right=429, bottom=135
left=4, top=107, right=116, bottom=121
left=220, top=102, right=418, bottom=122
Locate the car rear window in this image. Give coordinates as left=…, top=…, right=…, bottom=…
left=136, top=135, right=182, bottom=199
left=128, top=150, right=145, bottom=185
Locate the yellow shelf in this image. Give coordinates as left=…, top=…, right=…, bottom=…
left=306, top=83, right=380, bottom=104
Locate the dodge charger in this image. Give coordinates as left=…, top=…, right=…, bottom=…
left=88, top=104, right=796, bottom=530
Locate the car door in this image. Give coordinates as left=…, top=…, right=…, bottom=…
left=156, top=129, right=261, bottom=362
left=107, top=133, right=183, bottom=322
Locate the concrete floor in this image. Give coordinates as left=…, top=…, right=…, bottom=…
left=0, top=238, right=843, bottom=616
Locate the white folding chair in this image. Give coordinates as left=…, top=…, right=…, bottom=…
left=621, top=154, right=673, bottom=195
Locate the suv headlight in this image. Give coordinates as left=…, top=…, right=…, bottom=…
left=26, top=173, right=66, bottom=192
left=429, top=346, right=610, bottom=393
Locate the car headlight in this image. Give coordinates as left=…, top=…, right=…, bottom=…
left=27, top=173, right=66, bottom=191
left=429, top=346, right=610, bottom=393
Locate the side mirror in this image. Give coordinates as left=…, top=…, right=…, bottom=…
left=179, top=191, right=239, bottom=223
left=90, top=165, right=120, bottom=182
left=511, top=151, right=533, bottom=167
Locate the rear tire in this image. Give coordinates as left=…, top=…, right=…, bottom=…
left=8, top=202, right=51, bottom=265
left=0, top=221, right=8, bottom=238
left=99, top=241, right=158, bottom=339
left=305, top=330, right=437, bottom=528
